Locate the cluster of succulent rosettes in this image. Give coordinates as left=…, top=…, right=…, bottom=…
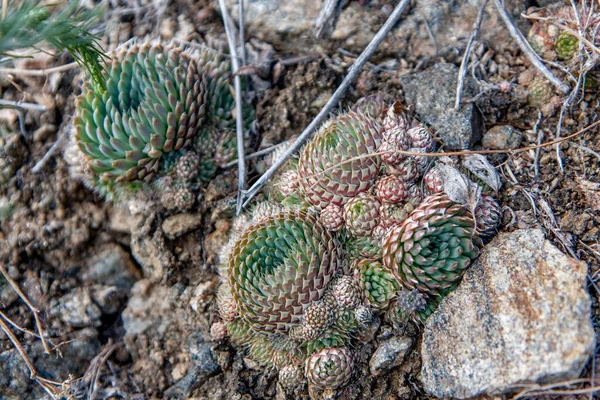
left=219, top=97, right=503, bottom=392
left=217, top=210, right=373, bottom=389
left=71, top=40, right=253, bottom=205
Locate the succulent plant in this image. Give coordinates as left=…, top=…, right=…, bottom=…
left=279, top=364, right=305, bottom=391
left=528, top=76, right=554, bottom=108
left=320, top=204, right=345, bottom=231
left=375, top=175, right=408, bottom=203
left=210, top=321, right=228, bottom=341
left=407, top=126, right=435, bottom=151
left=382, top=193, right=480, bottom=297
left=298, top=111, right=382, bottom=209
left=72, top=40, right=254, bottom=200
left=343, top=195, right=381, bottom=236
left=331, top=276, right=364, bottom=309
left=345, top=234, right=384, bottom=259
left=474, top=194, right=502, bottom=236
left=305, top=347, right=354, bottom=390
left=555, top=31, right=579, bottom=60
left=355, top=259, right=399, bottom=310
left=379, top=140, right=402, bottom=166
left=74, top=42, right=207, bottom=186
left=387, top=158, right=419, bottom=182
left=225, top=211, right=342, bottom=334
left=277, top=170, right=300, bottom=198
left=526, top=4, right=592, bottom=62
left=388, top=288, right=435, bottom=324
left=176, top=151, right=200, bottom=181
left=378, top=201, right=417, bottom=228
left=382, top=100, right=410, bottom=134
left=423, top=166, right=443, bottom=194
left=217, top=97, right=504, bottom=392
left=351, top=94, right=388, bottom=119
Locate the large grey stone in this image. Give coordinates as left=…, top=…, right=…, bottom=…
left=421, top=229, right=595, bottom=398
left=401, top=62, right=482, bottom=150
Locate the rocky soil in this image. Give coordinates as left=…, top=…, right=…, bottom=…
left=1, top=0, right=600, bottom=399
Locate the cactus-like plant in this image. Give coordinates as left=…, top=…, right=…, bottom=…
left=74, top=42, right=207, bottom=185
left=356, top=259, right=399, bottom=310
left=382, top=193, right=480, bottom=297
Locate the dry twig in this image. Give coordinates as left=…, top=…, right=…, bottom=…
left=456, top=0, right=488, bottom=110
left=0, top=264, right=51, bottom=353
left=0, top=62, right=78, bottom=76
left=315, top=0, right=342, bottom=38
left=0, top=99, right=46, bottom=112
left=241, top=0, right=413, bottom=209
left=32, top=129, right=67, bottom=174
left=218, top=0, right=247, bottom=214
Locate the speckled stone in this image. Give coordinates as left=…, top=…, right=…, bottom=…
left=421, top=229, right=595, bottom=398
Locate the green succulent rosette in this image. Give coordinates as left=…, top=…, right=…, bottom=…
left=74, top=42, right=208, bottom=185
left=227, top=211, right=343, bottom=333
left=382, top=193, right=480, bottom=297
left=355, top=259, right=399, bottom=310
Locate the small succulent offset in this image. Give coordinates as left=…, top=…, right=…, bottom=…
left=527, top=3, right=599, bottom=63
left=70, top=40, right=253, bottom=205
left=217, top=96, right=502, bottom=393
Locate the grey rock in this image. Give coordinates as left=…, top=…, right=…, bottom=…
left=161, top=213, right=203, bottom=240
left=0, top=328, right=100, bottom=400
left=164, top=332, right=220, bottom=398
left=91, top=284, right=128, bottom=315
left=131, top=225, right=175, bottom=281
left=369, top=336, right=413, bottom=376
left=421, top=229, right=595, bottom=398
left=82, top=244, right=140, bottom=289
left=49, top=287, right=103, bottom=328
left=482, top=125, right=523, bottom=150
left=401, top=62, right=482, bottom=150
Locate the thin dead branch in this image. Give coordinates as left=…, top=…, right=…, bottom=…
left=241, top=0, right=413, bottom=209
left=218, top=0, right=247, bottom=214
left=32, top=129, right=68, bottom=174
left=0, top=316, right=67, bottom=399
left=456, top=0, right=488, bottom=110
left=224, top=142, right=287, bottom=168
left=494, top=0, right=570, bottom=94
left=0, top=99, right=47, bottom=112
left=315, top=0, right=342, bottom=39
left=0, top=264, right=50, bottom=353
left=0, top=62, right=78, bottom=76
